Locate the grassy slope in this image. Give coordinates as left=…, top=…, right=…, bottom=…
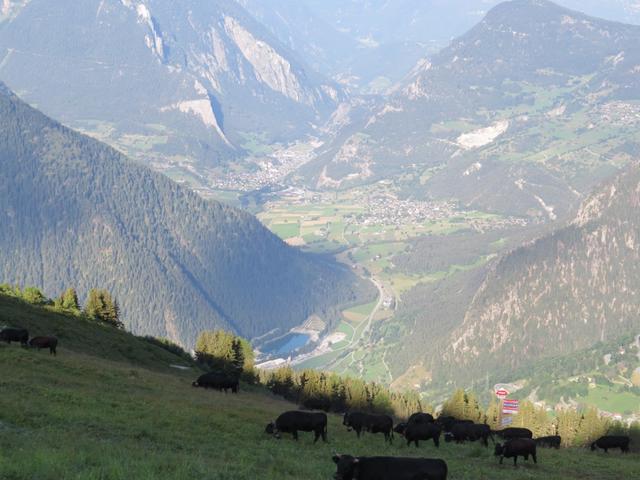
left=1, top=296, right=638, bottom=480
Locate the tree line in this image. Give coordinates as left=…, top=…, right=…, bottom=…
left=440, top=388, right=639, bottom=448
left=0, top=283, right=122, bottom=329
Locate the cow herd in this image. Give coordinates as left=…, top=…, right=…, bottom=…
left=261, top=409, right=633, bottom=479
left=0, top=327, right=58, bottom=355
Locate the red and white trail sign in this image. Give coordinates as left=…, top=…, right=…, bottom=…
left=495, top=388, right=509, bottom=399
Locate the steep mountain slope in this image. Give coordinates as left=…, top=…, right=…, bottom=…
left=435, top=161, right=640, bottom=382
left=0, top=84, right=368, bottom=348
left=0, top=0, right=340, bottom=183
left=303, top=0, right=640, bottom=220
left=239, top=0, right=640, bottom=93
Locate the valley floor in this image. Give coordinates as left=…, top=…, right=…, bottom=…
left=1, top=344, right=638, bottom=480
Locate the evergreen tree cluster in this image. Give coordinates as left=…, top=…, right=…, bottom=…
left=195, top=330, right=256, bottom=382
left=0, top=284, right=49, bottom=305
left=84, top=289, right=122, bottom=329
left=262, top=365, right=426, bottom=419
left=0, top=283, right=122, bottom=329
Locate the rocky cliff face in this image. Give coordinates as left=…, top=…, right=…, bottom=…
left=0, top=0, right=341, bottom=174
left=438, top=161, right=640, bottom=381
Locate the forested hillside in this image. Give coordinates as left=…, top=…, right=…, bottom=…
left=0, top=83, right=369, bottom=347
left=436, top=161, right=640, bottom=382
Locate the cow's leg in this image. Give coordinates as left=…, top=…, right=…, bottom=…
left=293, top=430, right=298, bottom=441
left=532, top=453, right=537, bottom=464
left=314, top=430, right=320, bottom=443
left=322, top=429, right=327, bottom=442
left=415, top=439, right=419, bottom=448
left=513, top=456, right=518, bottom=467
left=499, top=456, right=504, bottom=465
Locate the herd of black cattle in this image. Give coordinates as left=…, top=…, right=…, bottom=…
left=191, top=372, right=634, bottom=479
left=0, top=327, right=58, bottom=354
left=3, top=330, right=633, bottom=479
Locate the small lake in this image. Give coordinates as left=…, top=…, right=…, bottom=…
left=261, top=333, right=310, bottom=356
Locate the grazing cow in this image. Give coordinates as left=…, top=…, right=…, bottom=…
left=191, top=372, right=239, bottom=393
left=332, top=454, right=448, bottom=480
left=407, top=412, right=435, bottom=425
left=29, top=336, right=58, bottom=355
left=394, top=422, right=408, bottom=435
left=302, top=397, right=331, bottom=412
left=495, top=427, right=533, bottom=440
left=404, top=422, right=442, bottom=448
left=445, top=423, right=493, bottom=447
left=495, top=439, right=537, bottom=467
left=590, top=436, right=630, bottom=453
left=535, top=435, right=561, bottom=449
left=395, top=412, right=435, bottom=436
left=0, top=328, right=28, bottom=346
left=266, top=411, right=327, bottom=443
left=436, top=416, right=473, bottom=432
left=343, top=412, right=394, bottom=443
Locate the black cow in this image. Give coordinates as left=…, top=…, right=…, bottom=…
left=408, top=412, right=434, bottom=425
left=395, top=412, right=435, bottom=436
left=332, top=454, right=447, bottom=480
left=535, top=435, right=561, bottom=449
left=191, top=372, right=239, bottom=393
left=0, top=328, right=28, bottom=346
left=302, top=397, right=331, bottom=412
left=445, top=423, right=493, bottom=447
left=495, top=427, right=533, bottom=440
left=266, top=411, right=327, bottom=443
left=343, top=412, right=394, bottom=443
left=495, top=439, right=537, bottom=467
left=590, top=436, right=630, bottom=453
left=394, top=422, right=408, bottom=435
left=436, top=416, right=473, bottom=432
left=29, top=336, right=58, bottom=355
left=404, top=422, right=442, bottom=448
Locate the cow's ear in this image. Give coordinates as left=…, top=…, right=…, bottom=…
left=332, top=454, right=341, bottom=464
left=353, top=458, right=360, bottom=464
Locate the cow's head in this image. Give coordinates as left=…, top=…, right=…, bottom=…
left=265, top=422, right=280, bottom=438
left=444, top=432, right=453, bottom=443
left=191, top=381, right=199, bottom=388
left=342, top=412, right=353, bottom=430
left=590, top=441, right=597, bottom=451
left=393, top=422, right=407, bottom=436
left=332, top=454, right=359, bottom=480
left=494, top=443, right=504, bottom=456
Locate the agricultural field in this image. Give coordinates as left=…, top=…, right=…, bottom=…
left=255, top=181, right=527, bottom=382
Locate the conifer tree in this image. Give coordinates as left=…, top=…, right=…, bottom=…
left=61, top=287, right=80, bottom=310
left=21, top=286, right=47, bottom=305
left=84, top=288, right=123, bottom=328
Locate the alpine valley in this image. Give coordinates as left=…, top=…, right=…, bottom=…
left=1, top=0, right=639, bottom=420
